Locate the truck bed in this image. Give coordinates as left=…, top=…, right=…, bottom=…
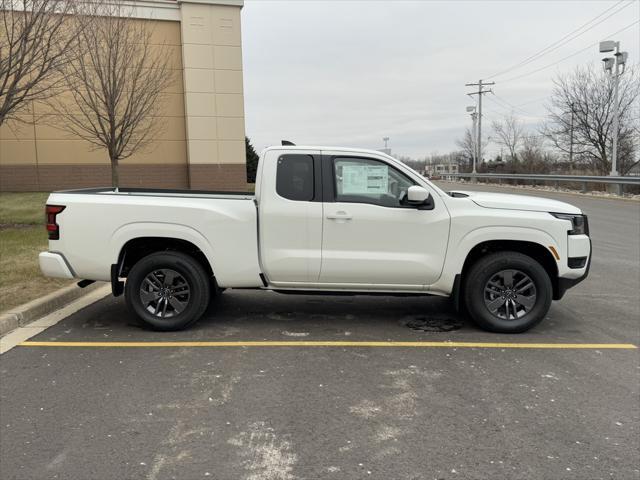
left=46, top=188, right=262, bottom=288
left=56, top=187, right=255, bottom=200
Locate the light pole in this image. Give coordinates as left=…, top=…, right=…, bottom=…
left=466, top=106, right=478, bottom=174
left=599, top=40, right=628, bottom=176
left=568, top=102, right=575, bottom=171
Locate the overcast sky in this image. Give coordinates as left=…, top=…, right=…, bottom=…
left=241, top=0, right=639, bottom=159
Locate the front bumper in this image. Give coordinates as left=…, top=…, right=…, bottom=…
left=555, top=238, right=592, bottom=300
left=39, top=252, right=74, bottom=279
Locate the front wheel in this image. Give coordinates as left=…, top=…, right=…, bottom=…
left=125, top=251, right=211, bottom=331
left=463, top=251, right=552, bottom=333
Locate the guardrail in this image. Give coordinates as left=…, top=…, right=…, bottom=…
left=441, top=173, right=640, bottom=195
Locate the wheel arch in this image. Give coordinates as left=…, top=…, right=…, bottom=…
left=111, top=223, right=216, bottom=271
left=455, top=239, right=560, bottom=303
left=117, top=237, right=214, bottom=276
left=111, top=235, right=216, bottom=296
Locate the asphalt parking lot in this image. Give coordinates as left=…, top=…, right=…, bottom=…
left=1, top=184, right=639, bottom=480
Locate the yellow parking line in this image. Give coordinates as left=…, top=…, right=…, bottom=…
left=19, top=341, right=638, bottom=349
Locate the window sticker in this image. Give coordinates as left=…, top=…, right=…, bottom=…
left=341, top=164, right=389, bottom=194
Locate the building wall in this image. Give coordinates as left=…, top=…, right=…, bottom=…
left=180, top=2, right=247, bottom=190
left=0, top=1, right=247, bottom=192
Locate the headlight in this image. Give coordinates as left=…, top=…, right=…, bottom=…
left=550, top=213, right=589, bottom=235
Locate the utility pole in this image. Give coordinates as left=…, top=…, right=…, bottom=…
left=466, top=80, right=494, bottom=167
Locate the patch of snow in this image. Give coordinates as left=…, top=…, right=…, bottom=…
left=375, top=425, right=401, bottom=442
left=228, top=421, right=297, bottom=480
left=349, top=400, right=382, bottom=419
left=281, top=331, right=309, bottom=337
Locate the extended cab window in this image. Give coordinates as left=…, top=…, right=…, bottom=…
left=276, top=154, right=314, bottom=201
left=333, top=157, right=416, bottom=207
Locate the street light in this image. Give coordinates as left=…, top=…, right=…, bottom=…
left=599, top=40, right=617, bottom=53
left=599, top=40, right=628, bottom=176
left=466, top=106, right=478, bottom=174
left=602, top=57, right=615, bottom=71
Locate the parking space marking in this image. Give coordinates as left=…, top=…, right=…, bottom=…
left=18, top=341, right=638, bottom=349
left=0, top=286, right=112, bottom=355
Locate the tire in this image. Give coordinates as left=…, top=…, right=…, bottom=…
left=463, top=251, right=552, bottom=333
left=125, top=251, right=211, bottom=331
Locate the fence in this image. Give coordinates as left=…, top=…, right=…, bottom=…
left=441, top=173, right=640, bottom=196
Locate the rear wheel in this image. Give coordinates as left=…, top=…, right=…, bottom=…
left=463, top=251, right=552, bottom=333
left=125, top=251, right=211, bottom=331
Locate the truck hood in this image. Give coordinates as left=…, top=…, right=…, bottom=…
left=450, top=190, right=582, bottom=214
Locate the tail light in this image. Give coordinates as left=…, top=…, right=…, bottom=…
left=45, top=205, right=66, bottom=240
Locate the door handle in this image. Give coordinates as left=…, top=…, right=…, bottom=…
left=326, top=211, right=352, bottom=220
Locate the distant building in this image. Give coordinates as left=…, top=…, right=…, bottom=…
left=378, top=148, right=392, bottom=156
left=422, top=163, right=459, bottom=177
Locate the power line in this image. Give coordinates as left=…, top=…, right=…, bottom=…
left=482, top=102, right=548, bottom=129
left=499, top=20, right=639, bottom=83
left=490, top=94, right=551, bottom=112
left=482, top=105, right=503, bottom=116
left=486, top=95, right=515, bottom=111
left=486, top=95, right=546, bottom=119
left=489, top=94, right=527, bottom=113
left=515, top=96, right=550, bottom=108
left=496, top=94, right=544, bottom=118
left=486, top=0, right=633, bottom=79
left=487, top=0, right=631, bottom=79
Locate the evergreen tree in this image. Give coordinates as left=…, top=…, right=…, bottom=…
left=245, top=136, right=259, bottom=183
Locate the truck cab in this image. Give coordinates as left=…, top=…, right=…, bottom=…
left=256, top=147, right=450, bottom=290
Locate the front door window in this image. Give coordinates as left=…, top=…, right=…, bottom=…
left=334, top=157, right=415, bottom=208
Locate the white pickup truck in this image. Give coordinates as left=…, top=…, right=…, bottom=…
left=39, top=146, right=591, bottom=333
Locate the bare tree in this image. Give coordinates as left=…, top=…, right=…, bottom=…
left=455, top=126, right=488, bottom=169
left=543, top=65, right=639, bottom=175
left=0, top=0, right=87, bottom=125
left=492, top=113, right=524, bottom=162
left=519, top=135, right=553, bottom=173
left=53, top=0, right=173, bottom=189
left=455, top=127, right=474, bottom=164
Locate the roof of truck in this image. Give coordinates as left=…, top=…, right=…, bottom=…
left=262, top=145, right=395, bottom=159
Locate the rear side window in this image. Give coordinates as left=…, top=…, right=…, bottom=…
left=276, top=154, right=314, bottom=201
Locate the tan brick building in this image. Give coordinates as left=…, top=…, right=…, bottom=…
left=0, top=0, right=247, bottom=192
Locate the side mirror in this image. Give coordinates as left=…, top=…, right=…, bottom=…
left=407, top=185, right=429, bottom=203
left=405, top=185, right=434, bottom=210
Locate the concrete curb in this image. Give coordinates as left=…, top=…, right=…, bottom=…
left=0, top=282, right=104, bottom=337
